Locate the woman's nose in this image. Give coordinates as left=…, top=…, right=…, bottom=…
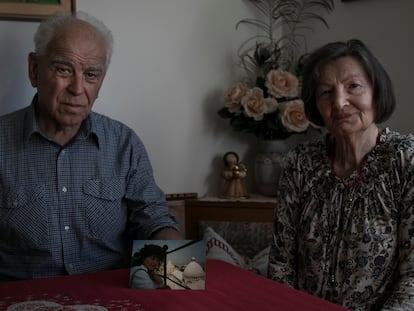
left=332, top=88, right=348, bottom=110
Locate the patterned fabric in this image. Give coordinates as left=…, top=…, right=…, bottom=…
left=268, top=128, right=414, bottom=310
left=0, top=98, right=178, bottom=281
left=204, top=226, right=271, bottom=277
left=200, top=221, right=273, bottom=258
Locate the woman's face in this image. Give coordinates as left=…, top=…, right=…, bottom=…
left=315, top=56, right=375, bottom=137
left=143, top=256, right=161, bottom=271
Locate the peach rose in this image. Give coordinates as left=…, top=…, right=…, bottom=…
left=280, top=99, right=309, bottom=132
left=224, top=82, right=248, bottom=113
left=266, top=69, right=299, bottom=98
left=241, top=87, right=278, bottom=121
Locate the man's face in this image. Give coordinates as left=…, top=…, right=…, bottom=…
left=28, top=21, right=107, bottom=132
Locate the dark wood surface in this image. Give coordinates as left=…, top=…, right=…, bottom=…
left=184, top=195, right=276, bottom=240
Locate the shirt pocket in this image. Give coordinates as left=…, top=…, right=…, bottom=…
left=0, top=184, right=48, bottom=250
left=82, top=178, right=126, bottom=239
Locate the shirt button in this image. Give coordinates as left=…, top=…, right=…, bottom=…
left=64, top=225, right=70, bottom=231
left=62, top=186, right=68, bottom=193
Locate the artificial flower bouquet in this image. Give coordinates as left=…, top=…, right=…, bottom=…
left=218, top=67, right=310, bottom=140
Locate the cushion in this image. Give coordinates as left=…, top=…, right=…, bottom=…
left=203, top=226, right=270, bottom=277
left=199, top=221, right=273, bottom=259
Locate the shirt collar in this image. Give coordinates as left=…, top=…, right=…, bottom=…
left=24, top=94, right=100, bottom=148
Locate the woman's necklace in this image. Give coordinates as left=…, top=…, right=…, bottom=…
left=324, top=130, right=382, bottom=288
left=331, top=157, right=366, bottom=190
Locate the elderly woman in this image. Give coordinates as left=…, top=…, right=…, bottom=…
left=268, top=39, right=414, bottom=310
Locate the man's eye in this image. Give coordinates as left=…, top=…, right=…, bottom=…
left=85, top=71, right=101, bottom=81
left=54, top=66, right=72, bottom=76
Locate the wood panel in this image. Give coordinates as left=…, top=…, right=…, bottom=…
left=184, top=196, right=275, bottom=240
left=166, top=192, right=197, bottom=237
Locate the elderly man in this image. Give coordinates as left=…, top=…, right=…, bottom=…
left=0, top=11, right=182, bottom=281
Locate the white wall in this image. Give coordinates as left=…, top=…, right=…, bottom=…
left=0, top=0, right=413, bottom=196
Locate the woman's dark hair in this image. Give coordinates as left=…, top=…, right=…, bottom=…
left=301, top=39, right=396, bottom=126
left=223, top=151, right=239, bottom=167
left=131, top=244, right=166, bottom=266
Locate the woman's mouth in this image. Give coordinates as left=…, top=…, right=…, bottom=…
left=333, top=112, right=354, bottom=121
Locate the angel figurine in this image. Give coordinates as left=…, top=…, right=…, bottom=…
left=220, top=151, right=249, bottom=199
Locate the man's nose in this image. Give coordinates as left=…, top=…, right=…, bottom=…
left=67, top=73, right=84, bottom=95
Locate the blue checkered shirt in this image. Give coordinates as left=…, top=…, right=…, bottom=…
left=0, top=98, right=179, bottom=280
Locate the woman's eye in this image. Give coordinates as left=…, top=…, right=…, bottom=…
left=348, top=82, right=365, bottom=93
left=318, top=89, right=331, bottom=97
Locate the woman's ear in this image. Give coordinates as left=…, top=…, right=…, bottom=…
left=28, top=52, right=39, bottom=87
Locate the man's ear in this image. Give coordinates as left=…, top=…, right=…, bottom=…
left=28, top=52, right=38, bottom=87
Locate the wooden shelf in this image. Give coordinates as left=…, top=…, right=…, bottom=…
left=184, top=195, right=276, bottom=240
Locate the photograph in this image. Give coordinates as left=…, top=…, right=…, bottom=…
left=130, top=239, right=206, bottom=290
left=0, top=0, right=75, bottom=21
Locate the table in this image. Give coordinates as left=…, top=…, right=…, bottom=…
left=0, top=259, right=348, bottom=311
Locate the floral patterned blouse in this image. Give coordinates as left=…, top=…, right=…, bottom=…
left=268, top=128, right=414, bottom=310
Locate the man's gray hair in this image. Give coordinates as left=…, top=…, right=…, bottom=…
left=33, top=11, right=114, bottom=68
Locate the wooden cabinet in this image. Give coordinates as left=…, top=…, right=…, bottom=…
left=166, top=193, right=197, bottom=238
left=184, top=195, right=276, bottom=240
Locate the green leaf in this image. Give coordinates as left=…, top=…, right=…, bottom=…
left=235, top=0, right=335, bottom=80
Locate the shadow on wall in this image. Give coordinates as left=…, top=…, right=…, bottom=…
left=204, top=154, right=224, bottom=197
left=201, top=88, right=257, bottom=196
left=0, top=26, right=35, bottom=116
left=198, top=45, right=262, bottom=196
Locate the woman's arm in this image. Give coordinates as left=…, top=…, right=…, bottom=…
left=382, top=147, right=414, bottom=309
left=267, top=152, right=301, bottom=288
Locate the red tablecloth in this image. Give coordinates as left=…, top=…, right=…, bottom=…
left=0, top=259, right=348, bottom=311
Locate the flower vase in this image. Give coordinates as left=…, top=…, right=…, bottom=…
left=254, top=139, right=289, bottom=197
